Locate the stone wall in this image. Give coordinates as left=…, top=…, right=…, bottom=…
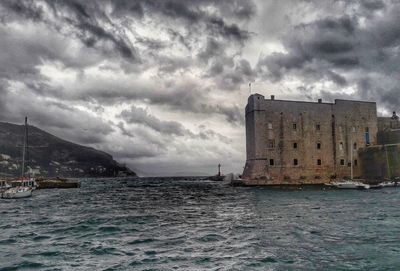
left=242, top=94, right=378, bottom=185
left=359, top=144, right=400, bottom=179
left=377, top=115, right=400, bottom=145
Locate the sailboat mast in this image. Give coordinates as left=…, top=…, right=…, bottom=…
left=350, top=141, right=353, bottom=180
left=385, top=144, right=391, bottom=179
left=21, top=117, right=28, bottom=178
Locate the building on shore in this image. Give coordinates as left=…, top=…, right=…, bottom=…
left=242, top=94, right=400, bottom=185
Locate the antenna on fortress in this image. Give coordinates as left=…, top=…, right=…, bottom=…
left=249, top=82, right=252, bottom=95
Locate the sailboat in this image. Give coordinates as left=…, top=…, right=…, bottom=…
left=1, top=117, right=35, bottom=199
left=331, top=137, right=370, bottom=189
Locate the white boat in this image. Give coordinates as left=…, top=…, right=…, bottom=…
left=381, top=181, right=399, bottom=187
left=331, top=138, right=370, bottom=189
left=331, top=180, right=370, bottom=189
left=1, top=187, right=32, bottom=199
left=1, top=117, right=36, bottom=199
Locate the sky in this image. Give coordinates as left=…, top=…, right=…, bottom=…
left=0, top=0, right=399, bottom=176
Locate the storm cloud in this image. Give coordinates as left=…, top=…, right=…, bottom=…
left=0, top=0, right=400, bottom=175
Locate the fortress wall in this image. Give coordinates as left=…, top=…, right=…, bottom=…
left=333, top=100, right=377, bottom=178
left=377, top=117, right=400, bottom=144
left=359, top=144, right=400, bottom=179
left=262, top=99, right=335, bottom=183
left=242, top=94, right=267, bottom=179
left=242, top=94, right=378, bottom=185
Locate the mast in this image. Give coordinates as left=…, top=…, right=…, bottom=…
left=385, top=144, right=391, bottom=179
left=218, top=164, right=221, bottom=177
left=21, top=117, right=28, bottom=178
left=350, top=140, right=353, bottom=180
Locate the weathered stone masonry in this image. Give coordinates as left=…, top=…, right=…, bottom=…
left=242, top=94, right=378, bottom=185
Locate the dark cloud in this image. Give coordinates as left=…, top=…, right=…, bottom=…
left=119, top=106, right=188, bottom=136
left=0, top=0, right=139, bottom=61
left=361, top=0, right=385, bottom=11
left=254, top=0, right=400, bottom=115
left=1, top=0, right=43, bottom=21
left=116, top=122, right=134, bottom=138
left=257, top=15, right=359, bottom=82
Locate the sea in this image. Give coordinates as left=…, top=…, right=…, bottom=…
left=1, top=177, right=400, bottom=271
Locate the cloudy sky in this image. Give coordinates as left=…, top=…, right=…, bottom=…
left=0, top=0, right=399, bottom=176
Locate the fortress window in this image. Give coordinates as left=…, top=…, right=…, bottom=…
left=268, top=122, right=272, bottom=129
left=293, top=142, right=298, bottom=149
left=293, top=123, right=297, bottom=130
left=269, top=159, right=274, bottom=166
left=268, top=140, right=275, bottom=149
left=365, top=127, right=369, bottom=132
left=340, top=159, right=345, bottom=166
left=354, top=159, right=358, bottom=166
left=316, top=124, right=321, bottom=130
left=353, top=143, right=357, bottom=150
left=293, top=159, right=298, bottom=166
left=317, top=159, right=321, bottom=166
left=339, top=142, right=343, bottom=151
left=317, top=142, right=321, bottom=149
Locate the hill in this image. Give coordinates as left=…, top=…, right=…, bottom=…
left=0, top=121, right=136, bottom=178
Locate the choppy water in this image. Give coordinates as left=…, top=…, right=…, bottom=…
left=1, top=178, right=400, bottom=270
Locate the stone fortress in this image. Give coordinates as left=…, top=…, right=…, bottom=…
left=242, top=94, right=400, bottom=185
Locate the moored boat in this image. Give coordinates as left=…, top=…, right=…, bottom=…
left=331, top=180, right=370, bottom=189
left=381, top=181, right=399, bottom=187
left=1, top=186, right=32, bottom=199
left=331, top=141, right=370, bottom=189
left=1, top=117, right=36, bottom=199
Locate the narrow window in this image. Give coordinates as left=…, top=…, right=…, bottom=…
left=293, top=142, right=298, bottom=149
left=317, top=159, right=322, bottom=166
left=353, top=143, right=357, bottom=150
left=269, top=159, right=274, bottom=166
left=354, top=159, right=358, bottom=166
left=268, top=122, right=272, bottom=129
left=316, top=124, right=321, bottom=130
left=365, top=127, right=369, bottom=133
left=365, top=134, right=370, bottom=145
left=268, top=140, right=275, bottom=149
left=293, top=159, right=298, bottom=166
left=317, top=142, right=321, bottom=149
left=340, top=159, right=345, bottom=166
left=339, top=142, right=343, bottom=151
left=293, top=123, right=297, bottom=130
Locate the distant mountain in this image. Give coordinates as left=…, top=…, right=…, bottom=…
left=0, top=121, right=136, bottom=178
